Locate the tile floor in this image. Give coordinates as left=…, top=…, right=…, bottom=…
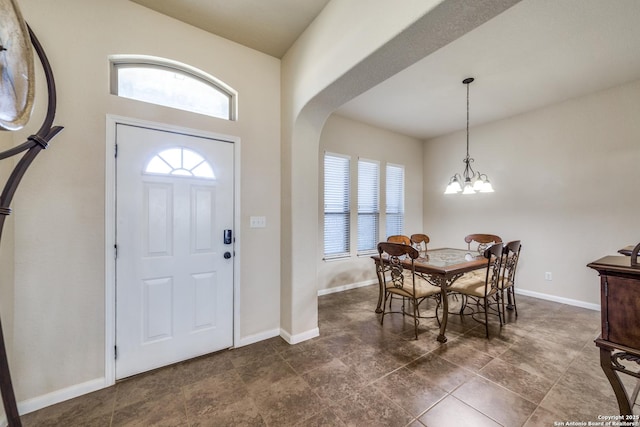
left=20, top=285, right=637, bottom=426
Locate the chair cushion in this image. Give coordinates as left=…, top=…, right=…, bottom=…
left=466, top=270, right=485, bottom=280
left=449, top=274, right=495, bottom=298
left=386, top=272, right=441, bottom=299
left=498, top=279, right=514, bottom=290
left=467, top=270, right=515, bottom=290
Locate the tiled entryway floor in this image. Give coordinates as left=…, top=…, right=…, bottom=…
left=21, top=284, right=636, bottom=426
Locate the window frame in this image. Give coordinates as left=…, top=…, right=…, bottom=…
left=109, top=55, right=238, bottom=120
left=385, top=163, right=405, bottom=239
left=323, top=152, right=351, bottom=260
left=357, top=158, right=379, bottom=255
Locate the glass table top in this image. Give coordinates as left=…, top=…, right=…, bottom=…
left=416, top=248, right=483, bottom=267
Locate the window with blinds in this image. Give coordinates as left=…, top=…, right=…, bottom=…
left=386, top=164, right=405, bottom=238
left=357, top=159, right=379, bottom=254
left=324, top=153, right=351, bottom=258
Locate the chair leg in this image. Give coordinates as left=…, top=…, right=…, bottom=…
left=381, top=292, right=388, bottom=326
left=483, top=298, right=489, bottom=338
left=413, top=298, right=419, bottom=340
left=510, top=288, right=518, bottom=317
left=459, top=294, right=467, bottom=315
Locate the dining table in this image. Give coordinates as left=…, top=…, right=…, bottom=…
left=372, top=247, right=488, bottom=343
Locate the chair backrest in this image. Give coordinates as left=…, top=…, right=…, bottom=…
left=481, top=242, right=505, bottom=295
left=377, top=242, right=418, bottom=291
left=410, top=234, right=430, bottom=252
left=502, top=240, right=522, bottom=287
left=465, top=233, right=502, bottom=253
left=387, top=235, right=411, bottom=245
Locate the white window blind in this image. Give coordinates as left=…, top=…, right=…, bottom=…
left=324, top=153, right=350, bottom=257
left=357, top=159, right=379, bottom=253
left=386, top=164, right=405, bottom=238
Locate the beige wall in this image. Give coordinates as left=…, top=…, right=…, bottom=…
left=423, top=78, right=640, bottom=306
left=317, top=114, right=423, bottom=292
left=0, top=133, right=15, bottom=415
left=11, top=0, right=281, bottom=403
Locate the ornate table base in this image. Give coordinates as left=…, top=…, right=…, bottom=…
left=595, top=337, right=640, bottom=415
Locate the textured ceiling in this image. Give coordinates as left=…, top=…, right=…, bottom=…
left=130, top=0, right=640, bottom=140
left=130, top=0, right=330, bottom=58
left=336, top=0, right=640, bottom=139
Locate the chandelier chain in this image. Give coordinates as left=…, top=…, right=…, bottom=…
left=466, top=80, right=470, bottom=159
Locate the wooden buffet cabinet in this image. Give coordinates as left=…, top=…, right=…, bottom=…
left=589, top=243, right=640, bottom=415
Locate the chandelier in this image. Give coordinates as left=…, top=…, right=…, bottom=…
left=444, top=77, right=494, bottom=195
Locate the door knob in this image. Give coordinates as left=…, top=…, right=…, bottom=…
left=224, top=252, right=232, bottom=259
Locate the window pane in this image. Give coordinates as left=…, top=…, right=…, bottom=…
left=145, top=156, right=172, bottom=174
left=116, top=66, right=231, bottom=119
left=358, top=213, right=378, bottom=252
left=324, top=154, right=350, bottom=257
left=182, top=149, right=204, bottom=170
left=192, top=162, right=215, bottom=179
left=144, top=147, right=216, bottom=180
left=386, top=164, right=405, bottom=237
left=159, top=148, right=182, bottom=169
left=324, top=213, right=349, bottom=255
left=358, top=159, right=379, bottom=253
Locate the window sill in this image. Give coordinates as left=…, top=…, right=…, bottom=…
left=357, top=250, right=377, bottom=257
left=323, top=254, right=351, bottom=262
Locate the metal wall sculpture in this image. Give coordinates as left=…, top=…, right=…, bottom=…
left=0, top=25, right=63, bottom=426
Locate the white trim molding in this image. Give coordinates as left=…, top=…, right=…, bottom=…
left=236, top=328, right=281, bottom=348
left=517, top=288, right=601, bottom=311
left=17, top=377, right=106, bottom=417
left=280, top=328, right=320, bottom=345
left=317, top=279, right=377, bottom=296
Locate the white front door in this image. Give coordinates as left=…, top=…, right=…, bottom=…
left=115, top=123, right=234, bottom=379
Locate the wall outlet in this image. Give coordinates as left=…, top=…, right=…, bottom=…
left=545, top=272, right=552, bottom=281
left=250, top=216, right=266, bottom=228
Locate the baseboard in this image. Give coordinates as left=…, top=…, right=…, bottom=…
left=317, top=279, right=377, bottom=296
left=517, top=288, right=601, bottom=311
left=235, top=328, right=281, bottom=348
left=279, top=327, right=320, bottom=345
left=16, top=377, right=107, bottom=417
left=317, top=279, right=601, bottom=312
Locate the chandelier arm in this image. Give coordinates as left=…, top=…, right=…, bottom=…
left=463, top=156, right=476, bottom=180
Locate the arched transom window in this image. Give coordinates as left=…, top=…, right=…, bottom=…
left=145, top=147, right=215, bottom=179
left=110, top=55, right=237, bottom=120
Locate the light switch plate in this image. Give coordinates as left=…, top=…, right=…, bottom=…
left=250, top=216, right=266, bottom=228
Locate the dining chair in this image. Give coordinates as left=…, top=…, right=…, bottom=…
left=499, top=240, right=522, bottom=322
left=387, top=234, right=411, bottom=245
left=383, top=235, right=412, bottom=309
left=449, top=242, right=505, bottom=338
left=376, top=242, right=441, bottom=340
left=464, top=233, right=502, bottom=254
left=410, top=233, right=430, bottom=253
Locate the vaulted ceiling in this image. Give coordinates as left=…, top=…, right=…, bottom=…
left=131, top=0, right=640, bottom=140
